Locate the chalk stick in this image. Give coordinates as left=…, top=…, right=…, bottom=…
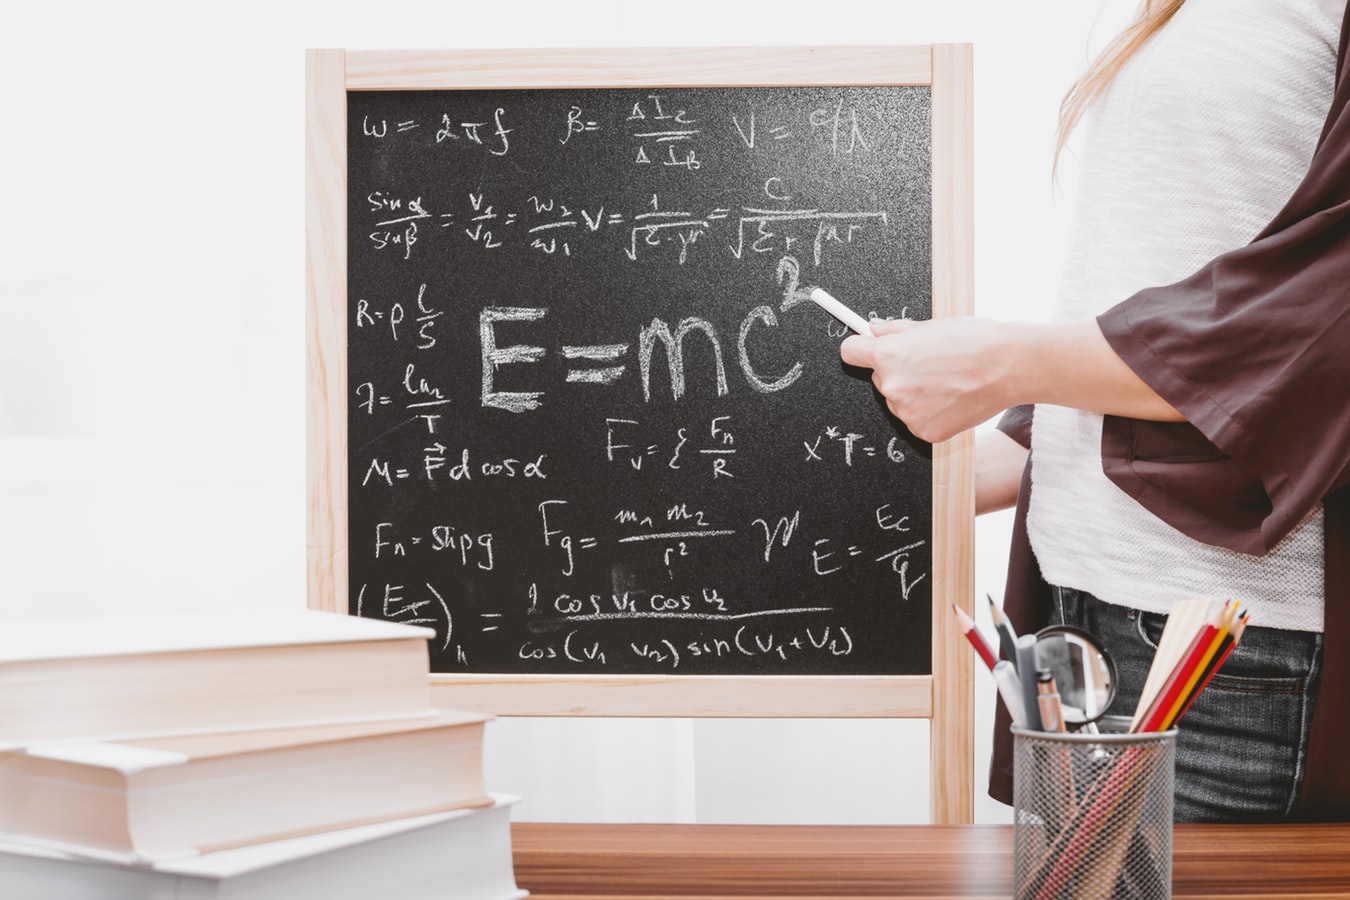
left=809, top=288, right=874, bottom=336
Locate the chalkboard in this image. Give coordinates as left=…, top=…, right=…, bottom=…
left=308, top=43, right=972, bottom=710
left=345, top=84, right=933, bottom=678
left=307, top=44, right=973, bottom=823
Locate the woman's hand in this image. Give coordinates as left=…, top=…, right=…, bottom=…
left=839, top=316, right=1183, bottom=443
left=840, top=317, right=1016, bottom=442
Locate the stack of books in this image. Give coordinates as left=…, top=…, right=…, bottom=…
left=0, top=608, right=526, bottom=900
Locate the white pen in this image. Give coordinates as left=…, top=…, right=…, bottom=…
left=809, top=287, right=875, bottom=337
left=993, top=659, right=1028, bottom=729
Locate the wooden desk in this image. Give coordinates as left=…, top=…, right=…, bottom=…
left=512, top=822, right=1350, bottom=899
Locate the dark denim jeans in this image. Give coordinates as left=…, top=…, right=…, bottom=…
left=1048, top=586, right=1322, bottom=822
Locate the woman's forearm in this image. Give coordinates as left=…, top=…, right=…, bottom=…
left=839, top=317, right=1184, bottom=443
left=975, top=429, right=1028, bottom=515
left=1004, top=319, right=1183, bottom=423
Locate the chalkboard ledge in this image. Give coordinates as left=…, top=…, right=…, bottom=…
left=428, top=673, right=931, bottom=717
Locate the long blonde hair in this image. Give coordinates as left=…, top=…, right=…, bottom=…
left=1055, top=0, right=1187, bottom=163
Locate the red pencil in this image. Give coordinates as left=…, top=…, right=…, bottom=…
left=951, top=603, right=997, bottom=671
left=1133, top=622, right=1213, bottom=733
left=1159, top=600, right=1239, bottom=730
left=1172, top=610, right=1249, bottom=727
left=1134, top=601, right=1235, bottom=733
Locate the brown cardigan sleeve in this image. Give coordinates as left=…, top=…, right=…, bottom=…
left=1096, top=2, right=1350, bottom=555
left=995, top=404, right=1034, bottom=450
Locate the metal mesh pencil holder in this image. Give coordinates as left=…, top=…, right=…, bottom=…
left=1013, top=718, right=1175, bottom=900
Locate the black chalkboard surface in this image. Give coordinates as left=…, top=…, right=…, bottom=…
left=346, top=85, right=933, bottom=677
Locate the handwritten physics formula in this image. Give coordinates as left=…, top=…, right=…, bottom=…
left=346, top=85, right=935, bottom=677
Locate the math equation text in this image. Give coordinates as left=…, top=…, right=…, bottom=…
left=347, top=85, right=934, bottom=675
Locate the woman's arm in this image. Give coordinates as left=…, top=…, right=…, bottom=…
left=976, top=429, right=1028, bottom=515
left=839, top=316, right=1183, bottom=443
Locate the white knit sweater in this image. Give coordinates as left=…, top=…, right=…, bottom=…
left=1026, top=0, right=1341, bottom=632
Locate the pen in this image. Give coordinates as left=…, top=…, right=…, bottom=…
left=809, top=287, right=875, bottom=337
left=993, top=659, right=1028, bottom=728
left=1036, top=668, right=1067, bottom=733
left=1015, top=634, right=1044, bottom=731
left=952, top=603, right=997, bottom=672
left=986, top=593, right=1019, bottom=666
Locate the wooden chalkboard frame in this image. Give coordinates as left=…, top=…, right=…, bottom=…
left=306, top=45, right=973, bottom=822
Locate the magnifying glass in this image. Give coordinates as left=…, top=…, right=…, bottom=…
left=1032, top=625, right=1118, bottom=726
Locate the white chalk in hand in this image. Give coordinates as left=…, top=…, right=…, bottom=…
left=809, top=288, right=874, bottom=337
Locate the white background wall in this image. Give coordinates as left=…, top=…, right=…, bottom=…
left=0, top=0, right=1132, bottom=825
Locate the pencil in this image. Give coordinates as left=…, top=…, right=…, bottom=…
left=986, top=593, right=1018, bottom=666
left=1133, top=621, right=1215, bottom=733
left=1156, top=599, right=1239, bottom=730
left=1172, top=609, right=1249, bottom=727
left=1133, top=600, right=1237, bottom=733
left=1130, top=597, right=1210, bottom=730
left=951, top=603, right=998, bottom=671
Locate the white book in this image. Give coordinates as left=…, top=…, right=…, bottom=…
left=0, top=609, right=435, bottom=748
left=0, top=794, right=527, bottom=900
left=0, top=710, right=493, bottom=861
